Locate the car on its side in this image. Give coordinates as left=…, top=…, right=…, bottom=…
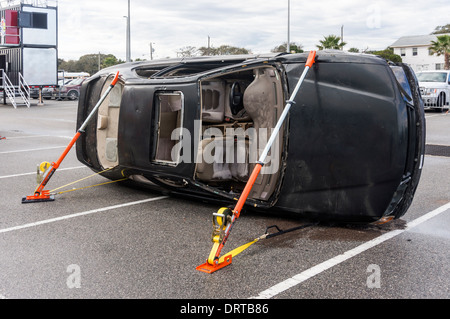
left=76, top=51, right=425, bottom=224
left=416, top=70, right=450, bottom=112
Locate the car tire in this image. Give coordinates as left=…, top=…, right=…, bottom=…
left=436, top=93, right=445, bottom=112
left=68, top=90, right=79, bottom=100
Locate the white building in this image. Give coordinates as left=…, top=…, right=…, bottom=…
left=390, top=34, right=450, bottom=72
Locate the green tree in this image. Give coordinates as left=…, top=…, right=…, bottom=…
left=176, top=46, right=199, bottom=57
left=316, top=35, right=346, bottom=50
left=368, top=48, right=402, bottom=63
left=272, top=42, right=304, bottom=53
left=432, top=24, right=450, bottom=35
left=198, top=45, right=251, bottom=56
left=58, top=59, right=78, bottom=72
left=77, top=54, right=103, bottom=74
left=58, top=54, right=125, bottom=75
left=101, top=54, right=125, bottom=69
left=430, top=35, right=450, bottom=70
left=348, top=47, right=360, bottom=53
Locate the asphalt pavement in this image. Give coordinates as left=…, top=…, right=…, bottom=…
left=0, top=99, right=449, bottom=307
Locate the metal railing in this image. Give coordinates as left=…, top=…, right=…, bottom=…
left=0, top=29, right=20, bottom=46
left=18, top=71, right=30, bottom=107
left=1, top=68, right=30, bottom=108
left=1, top=68, right=17, bottom=108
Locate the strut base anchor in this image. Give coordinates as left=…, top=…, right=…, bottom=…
left=22, top=190, right=55, bottom=204
left=196, top=255, right=232, bottom=274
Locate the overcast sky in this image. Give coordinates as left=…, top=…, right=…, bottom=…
left=57, top=0, right=449, bottom=61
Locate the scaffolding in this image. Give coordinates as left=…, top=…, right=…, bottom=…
left=0, top=0, right=57, bottom=107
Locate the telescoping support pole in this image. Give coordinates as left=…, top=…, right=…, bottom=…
left=196, top=51, right=317, bottom=273
left=22, top=71, right=120, bottom=204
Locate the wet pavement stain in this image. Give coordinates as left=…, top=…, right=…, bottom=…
left=256, top=219, right=409, bottom=248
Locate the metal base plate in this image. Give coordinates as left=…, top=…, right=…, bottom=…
left=196, top=255, right=232, bottom=274
left=22, top=194, right=55, bottom=204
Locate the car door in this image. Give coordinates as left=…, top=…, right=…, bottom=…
left=117, top=81, right=200, bottom=179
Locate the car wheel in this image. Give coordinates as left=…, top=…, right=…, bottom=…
left=436, top=93, right=445, bottom=112
left=440, top=93, right=449, bottom=111
left=68, top=90, right=79, bottom=100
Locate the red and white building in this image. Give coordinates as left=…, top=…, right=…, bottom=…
left=0, top=0, right=58, bottom=107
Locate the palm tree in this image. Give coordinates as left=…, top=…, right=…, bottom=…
left=316, top=35, right=347, bottom=50
left=430, top=35, right=450, bottom=70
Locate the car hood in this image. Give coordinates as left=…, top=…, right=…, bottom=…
left=419, top=81, right=448, bottom=88
left=64, top=85, right=81, bottom=89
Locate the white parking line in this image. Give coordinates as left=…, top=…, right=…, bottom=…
left=0, top=166, right=87, bottom=179
left=0, top=196, right=169, bottom=235
left=251, top=201, right=450, bottom=299
left=425, top=113, right=449, bottom=118
left=32, top=118, right=76, bottom=123
left=0, top=146, right=67, bottom=154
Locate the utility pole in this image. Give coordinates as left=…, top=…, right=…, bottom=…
left=150, top=43, right=154, bottom=60
left=287, top=0, right=290, bottom=53
left=341, top=25, right=344, bottom=50
left=208, top=35, right=211, bottom=56
left=126, top=0, right=131, bottom=62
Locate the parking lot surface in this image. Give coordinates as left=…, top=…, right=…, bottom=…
left=0, top=100, right=449, bottom=304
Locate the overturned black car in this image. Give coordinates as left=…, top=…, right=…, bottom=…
left=76, top=50, right=425, bottom=223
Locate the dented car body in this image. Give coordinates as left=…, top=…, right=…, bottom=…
left=76, top=51, right=425, bottom=223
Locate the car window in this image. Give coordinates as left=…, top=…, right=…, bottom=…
left=416, top=72, right=447, bottom=82
left=68, top=78, right=84, bottom=85
left=390, top=66, right=413, bottom=101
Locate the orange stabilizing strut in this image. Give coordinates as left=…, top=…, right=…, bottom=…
left=196, top=51, right=317, bottom=273
left=22, top=71, right=120, bottom=204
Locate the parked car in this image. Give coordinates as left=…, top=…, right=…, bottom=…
left=76, top=51, right=425, bottom=223
left=57, top=77, right=86, bottom=100
left=30, top=85, right=58, bottom=100
left=30, top=79, right=72, bottom=100
left=416, top=70, right=450, bottom=112
left=30, top=87, right=52, bottom=100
